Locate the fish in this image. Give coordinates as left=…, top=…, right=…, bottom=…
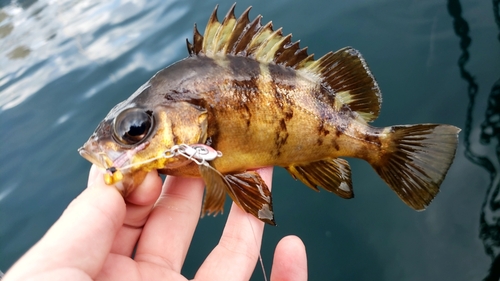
left=79, top=4, right=460, bottom=225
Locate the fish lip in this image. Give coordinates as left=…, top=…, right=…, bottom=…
left=78, top=145, right=110, bottom=170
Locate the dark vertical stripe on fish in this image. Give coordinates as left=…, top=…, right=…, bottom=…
left=268, top=63, right=298, bottom=157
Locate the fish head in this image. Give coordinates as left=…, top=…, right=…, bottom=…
left=79, top=84, right=208, bottom=195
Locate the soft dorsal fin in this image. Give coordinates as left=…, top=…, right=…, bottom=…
left=186, top=4, right=382, bottom=122
left=304, top=48, right=382, bottom=122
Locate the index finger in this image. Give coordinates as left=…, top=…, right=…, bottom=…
left=107, top=168, right=163, bottom=256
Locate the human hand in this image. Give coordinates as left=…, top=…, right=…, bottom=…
left=4, top=165, right=307, bottom=281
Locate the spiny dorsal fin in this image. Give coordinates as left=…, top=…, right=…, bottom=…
left=186, top=4, right=382, bottom=122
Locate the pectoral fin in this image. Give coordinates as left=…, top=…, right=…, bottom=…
left=198, top=164, right=227, bottom=217
left=199, top=165, right=275, bottom=225
left=286, top=158, right=353, bottom=199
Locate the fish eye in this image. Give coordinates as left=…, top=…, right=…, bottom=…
left=113, top=108, right=153, bottom=145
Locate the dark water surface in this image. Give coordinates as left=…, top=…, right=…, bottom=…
left=1, top=0, right=499, bottom=280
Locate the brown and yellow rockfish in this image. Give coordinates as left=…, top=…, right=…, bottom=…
left=79, top=4, right=460, bottom=225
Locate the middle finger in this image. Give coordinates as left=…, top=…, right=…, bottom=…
left=134, top=175, right=205, bottom=272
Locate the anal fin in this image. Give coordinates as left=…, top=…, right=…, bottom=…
left=286, top=158, right=353, bottom=199
left=199, top=165, right=275, bottom=225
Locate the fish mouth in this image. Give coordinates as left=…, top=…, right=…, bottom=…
left=78, top=142, right=130, bottom=186
left=78, top=140, right=189, bottom=194
left=78, top=146, right=110, bottom=170
left=79, top=140, right=164, bottom=192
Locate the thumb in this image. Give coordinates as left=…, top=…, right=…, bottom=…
left=5, top=165, right=126, bottom=280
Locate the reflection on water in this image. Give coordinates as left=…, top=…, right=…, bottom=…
left=448, top=0, right=500, bottom=279
left=0, top=0, right=189, bottom=111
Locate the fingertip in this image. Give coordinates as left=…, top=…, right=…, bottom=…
left=125, top=170, right=163, bottom=206
left=76, top=167, right=127, bottom=224
left=278, top=235, right=306, bottom=255
left=256, top=166, right=274, bottom=187
left=87, top=164, right=103, bottom=186
left=87, top=165, right=162, bottom=206
left=271, top=235, right=308, bottom=281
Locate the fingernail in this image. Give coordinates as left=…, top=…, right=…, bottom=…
left=87, top=165, right=104, bottom=188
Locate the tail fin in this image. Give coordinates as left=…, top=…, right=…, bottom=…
left=373, top=124, right=460, bottom=210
